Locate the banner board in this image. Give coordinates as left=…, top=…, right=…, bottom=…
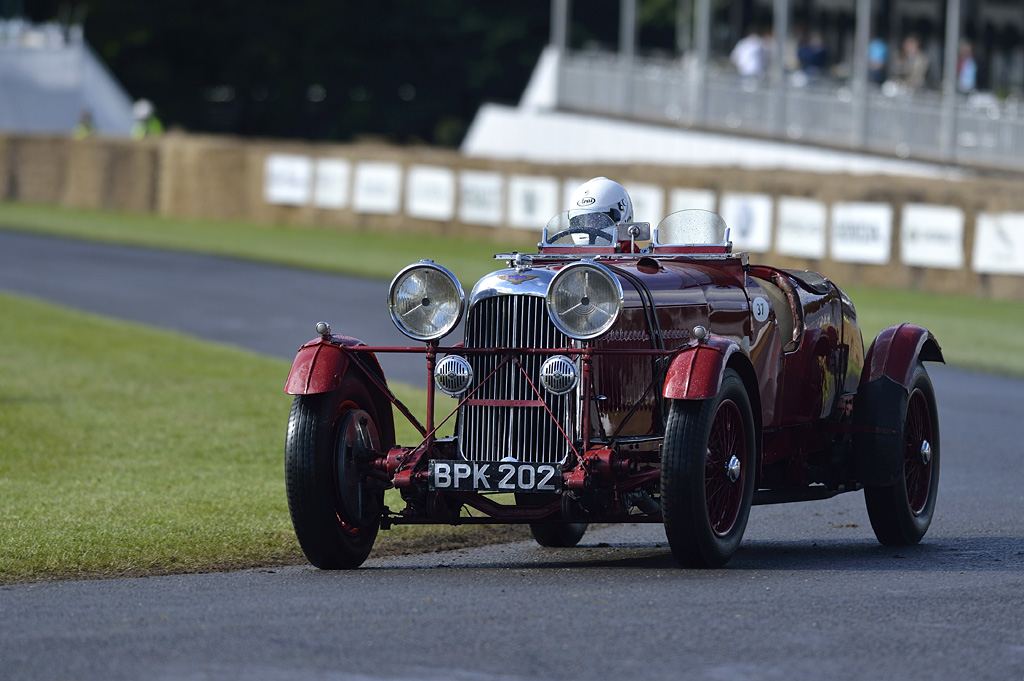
left=776, top=197, right=827, bottom=259
left=264, top=154, right=312, bottom=206
left=562, top=177, right=587, bottom=209
left=624, top=182, right=666, bottom=226
left=973, top=212, right=1024, bottom=274
left=508, top=175, right=559, bottom=230
left=312, top=158, right=350, bottom=210
left=831, top=202, right=893, bottom=264
left=352, top=161, right=402, bottom=214
left=669, top=188, right=717, bottom=214
left=900, top=204, right=964, bottom=269
left=720, top=192, right=773, bottom=253
left=406, top=165, right=455, bottom=221
left=459, top=170, right=504, bottom=226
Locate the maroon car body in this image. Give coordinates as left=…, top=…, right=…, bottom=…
left=283, top=210, right=942, bottom=569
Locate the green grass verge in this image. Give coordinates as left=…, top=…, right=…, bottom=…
left=848, top=286, right=1024, bottom=377
left=2, top=202, right=1023, bottom=584
left=0, top=293, right=521, bottom=585
left=0, top=201, right=536, bottom=286
left=3, top=200, right=1022, bottom=376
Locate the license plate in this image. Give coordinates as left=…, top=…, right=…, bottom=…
left=428, top=461, right=562, bottom=493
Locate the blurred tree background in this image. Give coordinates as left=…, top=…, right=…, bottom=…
left=20, top=0, right=679, bottom=145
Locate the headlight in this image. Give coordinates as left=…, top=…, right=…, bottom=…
left=388, top=261, right=464, bottom=341
left=545, top=262, right=623, bottom=340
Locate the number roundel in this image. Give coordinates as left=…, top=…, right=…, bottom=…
left=752, top=296, right=770, bottom=323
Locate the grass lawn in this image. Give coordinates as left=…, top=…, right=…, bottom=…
left=1, top=201, right=1022, bottom=584
left=0, top=293, right=521, bottom=585
left=3, top=200, right=1022, bottom=376
left=0, top=201, right=537, bottom=286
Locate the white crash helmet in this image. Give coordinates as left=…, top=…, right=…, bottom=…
left=569, top=177, right=633, bottom=224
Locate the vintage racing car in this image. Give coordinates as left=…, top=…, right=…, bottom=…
left=284, top=209, right=943, bottom=569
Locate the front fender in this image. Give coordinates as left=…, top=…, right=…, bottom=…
left=285, top=334, right=376, bottom=395
left=663, top=336, right=743, bottom=400
left=860, top=323, right=943, bottom=390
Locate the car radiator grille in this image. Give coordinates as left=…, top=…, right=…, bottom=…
left=458, top=294, right=579, bottom=464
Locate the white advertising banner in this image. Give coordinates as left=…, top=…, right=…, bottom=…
left=900, top=204, right=964, bottom=269
left=562, top=177, right=587, bottom=209
left=352, top=161, right=402, bottom=214
left=459, top=170, right=504, bottom=226
left=264, top=154, right=312, bottom=206
left=720, top=192, right=773, bottom=253
left=973, top=212, right=1024, bottom=275
left=406, top=165, right=455, bottom=221
left=831, top=202, right=893, bottom=264
left=669, top=187, right=717, bottom=215
left=776, top=197, right=827, bottom=259
left=624, top=182, right=665, bottom=226
left=312, top=158, right=350, bottom=210
left=508, top=175, right=559, bottom=230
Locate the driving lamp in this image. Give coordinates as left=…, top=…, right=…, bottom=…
left=545, top=262, right=623, bottom=340
left=388, top=261, right=465, bottom=342
left=434, top=355, right=474, bottom=396
left=540, top=355, right=578, bottom=395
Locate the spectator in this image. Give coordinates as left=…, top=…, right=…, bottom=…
left=731, top=29, right=766, bottom=78
left=958, top=40, right=977, bottom=93
left=797, top=31, right=827, bottom=79
left=867, top=36, right=888, bottom=84
left=72, top=109, right=94, bottom=139
left=131, top=99, right=164, bottom=140
left=893, top=34, right=929, bottom=92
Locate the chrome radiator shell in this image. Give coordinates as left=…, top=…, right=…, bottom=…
left=457, top=283, right=580, bottom=464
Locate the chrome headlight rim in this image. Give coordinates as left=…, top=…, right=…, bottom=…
left=545, top=261, right=624, bottom=341
left=387, top=260, right=465, bottom=342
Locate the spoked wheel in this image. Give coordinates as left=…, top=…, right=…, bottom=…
left=285, top=375, right=387, bottom=569
left=515, top=494, right=588, bottom=548
left=662, top=368, right=756, bottom=568
left=864, top=363, right=940, bottom=546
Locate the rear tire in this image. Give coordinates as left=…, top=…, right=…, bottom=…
left=285, top=376, right=386, bottom=569
left=661, top=368, right=756, bottom=568
left=863, top=363, right=940, bottom=546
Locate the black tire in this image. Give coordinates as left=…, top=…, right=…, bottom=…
left=661, top=368, right=756, bottom=568
left=285, top=376, right=386, bottom=569
left=863, top=363, right=940, bottom=546
left=528, top=522, right=589, bottom=548
left=515, top=493, right=588, bottom=547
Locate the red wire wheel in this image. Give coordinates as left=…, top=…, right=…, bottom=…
left=903, top=387, right=934, bottom=516
left=662, top=368, right=756, bottom=568
left=704, top=398, right=748, bottom=537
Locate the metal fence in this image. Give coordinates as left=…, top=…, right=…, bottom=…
left=558, top=51, right=1024, bottom=172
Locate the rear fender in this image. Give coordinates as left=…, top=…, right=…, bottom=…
left=860, top=323, right=943, bottom=390
left=663, top=336, right=743, bottom=400
left=854, top=325, right=941, bottom=487
left=285, top=334, right=378, bottom=395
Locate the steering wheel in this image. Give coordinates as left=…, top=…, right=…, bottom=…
left=548, top=226, right=612, bottom=245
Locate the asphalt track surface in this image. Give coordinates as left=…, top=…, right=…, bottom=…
left=2, top=228, right=1023, bottom=681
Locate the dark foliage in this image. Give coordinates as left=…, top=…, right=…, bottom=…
left=22, top=1, right=680, bottom=145
left=22, top=1, right=549, bottom=144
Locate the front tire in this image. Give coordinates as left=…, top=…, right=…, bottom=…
left=661, top=368, right=756, bottom=568
left=863, top=363, right=940, bottom=546
left=285, top=376, right=386, bottom=569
